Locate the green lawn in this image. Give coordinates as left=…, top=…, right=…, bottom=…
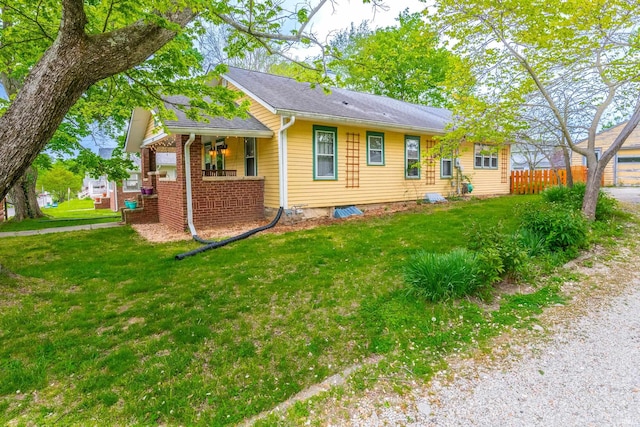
left=1, top=199, right=120, bottom=232
left=0, top=195, right=593, bottom=425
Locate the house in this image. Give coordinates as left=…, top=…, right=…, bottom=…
left=571, top=122, right=640, bottom=186
left=79, top=148, right=145, bottom=211
left=511, top=143, right=566, bottom=170
left=124, top=67, right=511, bottom=232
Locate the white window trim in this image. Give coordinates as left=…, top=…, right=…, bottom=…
left=245, top=137, right=257, bottom=176
left=474, top=144, right=498, bottom=169
left=405, top=136, right=421, bottom=179
left=313, top=125, right=338, bottom=180
left=441, top=157, right=453, bottom=178
left=366, top=131, right=385, bottom=166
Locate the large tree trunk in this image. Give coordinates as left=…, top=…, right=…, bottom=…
left=8, top=167, right=44, bottom=221
left=0, top=1, right=195, bottom=201
left=582, top=162, right=606, bottom=221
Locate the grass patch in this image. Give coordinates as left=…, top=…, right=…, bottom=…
left=1, top=199, right=119, bottom=232
left=0, top=195, right=624, bottom=425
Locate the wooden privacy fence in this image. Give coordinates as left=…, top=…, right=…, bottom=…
left=510, top=166, right=600, bottom=195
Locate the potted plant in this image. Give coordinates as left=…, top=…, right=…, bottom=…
left=124, top=198, right=138, bottom=209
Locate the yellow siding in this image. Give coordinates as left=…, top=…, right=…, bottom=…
left=143, top=114, right=161, bottom=141
left=219, top=137, right=244, bottom=173
left=286, top=120, right=510, bottom=208
left=571, top=123, right=640, bottom=186
left=227, top=81, right=282, bottom=207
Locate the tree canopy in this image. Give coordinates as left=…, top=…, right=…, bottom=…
left=329, top=11, right=454, bottom=108
left=0, top=0, right=344, bottom=201
left=433, top=0, right=640, bottom=219
left=37, top=161, right=83, bottom=202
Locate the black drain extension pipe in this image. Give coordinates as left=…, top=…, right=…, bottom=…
left=175, top=207, right=283, bottom=260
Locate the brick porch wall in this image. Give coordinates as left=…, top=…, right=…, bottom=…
left=188, top=138, right=264, bottom=229
left=122, top=194, right=159, bottom=224
left=154, top=135, right=265, bottom=232
left=156, top=135, right=187, bottom=231
left=191, top=179, right=264, bottom=228
left=94, top=197, right=111, bottom=209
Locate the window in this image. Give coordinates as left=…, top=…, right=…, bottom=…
left=405, top=136, right=421, bottom=179
left=122, top=172, right=142, bottom=192
left=214, top=140, right=226, bottom=170
left=367, top=131, right=385, bottom=165
left=441, top=157, right=453, bottom=178
left=245, top=137, right=257, bottom=176
left=313, top=125, right=337, bottom=180
left=204, top=142, right=214, bottom=170
left=617, top=156, right=640, bottom=163
left=474, top=144, right=498, bottom=169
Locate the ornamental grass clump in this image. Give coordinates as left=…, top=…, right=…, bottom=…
left=404, top=248, right=481, bottom=302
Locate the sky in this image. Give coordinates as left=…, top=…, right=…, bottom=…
left=292, top=0, right=427, bottom=57
left=310, top=0, right=426, bottom=36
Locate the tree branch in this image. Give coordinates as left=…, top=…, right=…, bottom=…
left=0, top=2, right=55, bottom=41
left=481, top=15, right=587, bottom=156
left=60, top=0, right=88, bottom=40
left=215, top=0, right=329, bottom=42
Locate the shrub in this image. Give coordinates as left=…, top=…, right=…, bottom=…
left=404, top=248, right=481, bottom=302
left=520, top=202, right=588, bottom=251
left=466, top=222, right=528, bottom=280
left=541, top=183, right=617, bottom=221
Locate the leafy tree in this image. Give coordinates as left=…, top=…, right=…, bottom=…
left=37, top=162, right=83, bottom=203
left=329, top=11, right=454, bottom=107
left=0, top=0, right=342, bottom=203
left=434, top=0, right=640, bottom=220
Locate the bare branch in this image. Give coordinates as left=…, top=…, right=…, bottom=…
left=215, top=0, right=329, bottom=43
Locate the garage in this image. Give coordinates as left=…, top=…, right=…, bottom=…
left=615, top=154, right=640, bottom=186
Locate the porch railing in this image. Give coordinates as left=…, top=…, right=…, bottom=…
left=202, top=169, right=237, bottom=177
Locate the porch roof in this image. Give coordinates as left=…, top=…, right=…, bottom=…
left=125, top=96, right=273, bottom=153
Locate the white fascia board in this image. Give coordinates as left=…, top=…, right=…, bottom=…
left=124, top=108, right=152, bottom=153
left=167, top=127, right=273, bottom=138
left=223, top=75, right=278, bottom=115
left=141, top=131, right=170, bottom=147
left=276, top=109, right=446, bottom=136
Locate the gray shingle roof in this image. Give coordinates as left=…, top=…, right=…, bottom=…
left=163, top=95, right=272, bottom=133
left=224, top=67, right=451, bottom=134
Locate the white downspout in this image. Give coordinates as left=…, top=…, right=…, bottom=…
left=278, top=116, right=296, bottom=208
left=113, top=181, right=118, bottom=212
left=183, top=133, right=197, bottom=236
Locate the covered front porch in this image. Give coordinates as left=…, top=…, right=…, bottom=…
left=124, top=132, right=268, bottom=232
left=124, top=100, right=275, bottom=232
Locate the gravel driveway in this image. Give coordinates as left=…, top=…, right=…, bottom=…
left=604, top=187, right=640, bottom=204
left=324, top=213, right=640, bottom=426
left=412, top=287, right=640, bottom=426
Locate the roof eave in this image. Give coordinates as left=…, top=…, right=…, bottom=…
left=276, top=109, right=447, bottom=136
left=166, top=127, right=273, bottom=138
left=124, top=108, right=152, bottom=153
